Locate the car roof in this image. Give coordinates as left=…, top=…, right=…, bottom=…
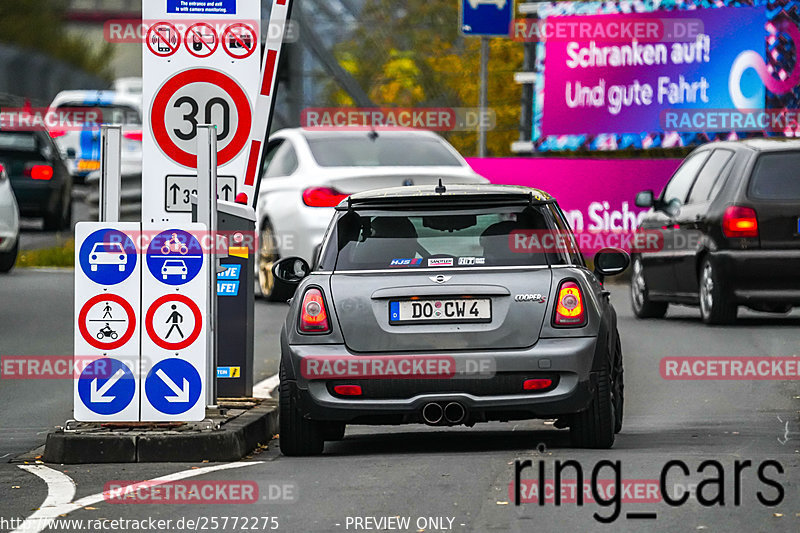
left=339, top=183, right=553, bottom=209
left=50, top=90, right=142, bottom=109
left=700, top=138, right=800, bottom=153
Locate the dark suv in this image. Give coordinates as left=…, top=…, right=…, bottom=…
left=632, top=139, right=800, bottom=324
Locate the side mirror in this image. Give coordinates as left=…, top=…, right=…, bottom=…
left=272, top=256, right=310, bottom=285
left=635, top=190, right=654, bottom=208
left=663, top=198, right=682, bottom=217
left=594, top=247, right=630, bottom=279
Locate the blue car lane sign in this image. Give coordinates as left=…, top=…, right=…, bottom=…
left=461, top=0, right=515, bottom=37
left=78, top=228, right=138, bottom=285
left=144, top=359, right=203, bottom=416
left=77, top=358, right=136, bottom=416
left=146, top=229, right=204, bottom=286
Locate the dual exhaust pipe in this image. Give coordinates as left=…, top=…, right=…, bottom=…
left=422, top=402, right=466, bottom=426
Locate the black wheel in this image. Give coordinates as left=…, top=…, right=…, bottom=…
left=570, top=365, right=615, bottom=449
left=257, top=222, right=294, bottom=302
left=0, top=238, right=18, bottom=273
left=699, top=258, right=737, bottom=325
left=612, top=336, right=624, bottom=434
left=630, top=255, right=668, bottom=318
left=278, top=361, right=324, bottom=456
left=321, top=422, right=346, bottom=441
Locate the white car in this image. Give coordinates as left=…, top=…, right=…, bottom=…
left=0, top=163, right=20, bottom=273
left=162, top=259, right=188, bottom=280
left=254, top=128, right=489, bottom=300
left=467, top=0, right=507, bottom=9
left=47, top=91, right=143, bottom=180
left=89, top=242, right=127, bottom=272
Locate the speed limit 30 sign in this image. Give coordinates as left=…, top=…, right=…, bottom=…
left=142, top=2, right=260, bottom=223
left=150, top=68, right=252, bottom=169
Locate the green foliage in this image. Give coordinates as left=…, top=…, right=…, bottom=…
left=17, top=239, right=75, bottom=268
left=0, top=0, right=114, bottom=79
left=329, top=0, right=523, bottom=157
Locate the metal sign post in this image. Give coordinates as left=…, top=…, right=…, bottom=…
left=197, top=125, right=219, bottom=409
left=99, top=126, right=122, bottom=222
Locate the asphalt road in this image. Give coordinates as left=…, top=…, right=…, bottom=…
left=1, top=271, right=798, bottom=532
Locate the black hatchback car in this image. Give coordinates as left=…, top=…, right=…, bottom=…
left=632, top=139, right=800, bottom=324
left=0, top=128, right=72, bottom=230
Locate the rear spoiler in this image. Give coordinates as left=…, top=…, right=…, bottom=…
left=339, top=192, right=552, bottom=211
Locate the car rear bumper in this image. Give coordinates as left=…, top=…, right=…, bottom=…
left=713, top=249, right=800, bottom=304
left=9, top=179, right=61, bottom=217
left=283, top=336, right=599, bottom=424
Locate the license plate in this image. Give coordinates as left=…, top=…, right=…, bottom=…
left=389, top=298, right=491, bottom=324
left=77, top=160, right=101, bottom=171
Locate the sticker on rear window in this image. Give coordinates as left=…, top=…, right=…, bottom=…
left=428, top=258, right=454, bottom=267
left=390, top=258, right=422, bottom=267
left=458, top=257, right=486, bottom=266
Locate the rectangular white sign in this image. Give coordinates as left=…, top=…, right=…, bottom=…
left=142, top=0, right=260, bottom=223
left=73, top=222, right=141, bottom=422
left=139, top=223, right=209, bottom=422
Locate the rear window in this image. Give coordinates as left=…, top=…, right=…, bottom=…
left=56, top=104, right=141, bottom=126
left=0, top=132, right=37, bottom=152
left=749, top=152, right=800, bottom=200
left=331, top=207, right=570, bottom=271
left=307, top=136, right=462, bottom=167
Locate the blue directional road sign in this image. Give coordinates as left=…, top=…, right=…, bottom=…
left=78, top=229, right=138, bottom=285
left=146, top=229, right=204, bottom=286
left=145, top=359, right=202, bottom=415
left=77, top=358, right=136, bottom=415
left=461, top=0, right=514, bottom=37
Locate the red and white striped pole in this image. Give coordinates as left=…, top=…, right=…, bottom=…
left=240, top=0, right=294, bottom=207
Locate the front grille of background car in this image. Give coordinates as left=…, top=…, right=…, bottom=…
left=325, top=372, right=559, bottom=399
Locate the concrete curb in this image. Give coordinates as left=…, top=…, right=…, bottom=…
left=42, top=401, right=278, bottom=464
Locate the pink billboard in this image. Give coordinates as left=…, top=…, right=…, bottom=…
left=466, top=157, right=681, bottom=253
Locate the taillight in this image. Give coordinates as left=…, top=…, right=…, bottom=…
left=299, top=288, right=330, bottom=333
left=49, top=129, right=67, bottom=138
left=123, top=130, right=143, bottom=142
left=523, top=378, right=553, bottom=391
left=25, top=164, right=54, bottom=181
left=722, top=205, right=758, bottom=238
left=333, top=385, right=362, bottom=396
left=553, top=280, right=586, bottom=327
left=302, top=187, right=348, bottom=208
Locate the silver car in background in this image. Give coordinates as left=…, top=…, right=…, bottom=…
left=0, top=162, right=20, bottom=273
left=255, top=128, right=488, bottom=300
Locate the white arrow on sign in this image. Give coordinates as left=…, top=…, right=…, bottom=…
left=90, top=369, right=125, bottom=403
left=156, top=369, right=190, bottom=403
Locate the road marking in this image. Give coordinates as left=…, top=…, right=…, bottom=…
left=0, top=453, right=11, bottom=458
left=253, top=373, right=279, bottom=399
left=15, top=461, right=263, bottom=533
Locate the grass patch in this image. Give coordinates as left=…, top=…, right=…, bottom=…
left=17, top=240, right=75, bottom=268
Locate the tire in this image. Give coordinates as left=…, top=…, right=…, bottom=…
left=699, top=258, right=737, bottom=325
left=0, top=238, right=18, bottom=273
left=612, top=336, right=624, bottom=434
left=43, top=192, right=71, bottom=231
left=321, top=422, right=346, bottom=441
left=570, top=365, right=616, bottom=449
left=630, top=255, right=668, bottom=319
left=279, top=361, right=324, bottom=456
left=257, top=222, right=294, bottom=302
